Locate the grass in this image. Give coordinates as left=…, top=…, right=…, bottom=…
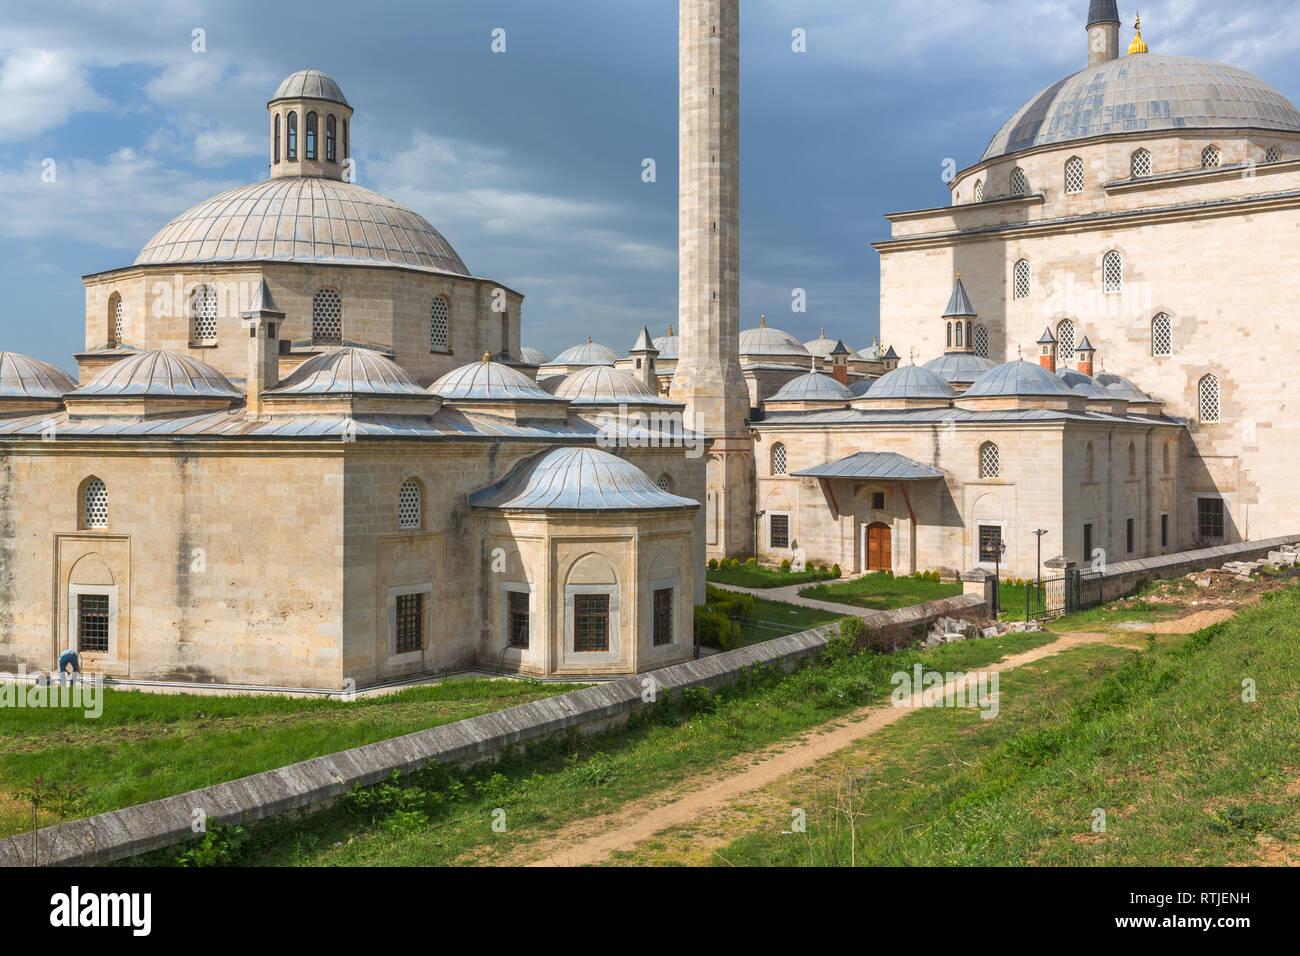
left=799, top=571, right=962, bottom=610
left=707, top=563, right=836, bottom=589
left=133, top=626, right=1054, bottom=866
left=0, top=677, right=583, bottom=839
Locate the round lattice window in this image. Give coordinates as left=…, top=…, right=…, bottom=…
left=430, top=297, right=450, bottom=351
left=313, top=290, right=343, bottom=344
left=189, top=286, right=218, bottom=343
left=979, top=443, right=1000, bottom=479
left=1014, top=260, right=1031, bottom=300
left=398, top=480, right=421, bottom=529
left=83, top=478, right=108, bottom=529
left=772, top=443, right=787, bottom=476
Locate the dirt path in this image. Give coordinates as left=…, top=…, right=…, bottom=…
left=522, top=630, right=1118, bottom=867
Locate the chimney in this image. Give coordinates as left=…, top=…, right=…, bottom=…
left=829, top=340, right=851, bottom=386
left=629, top=325, right=660, bottom=393
left=1037, top=327, right=1058, bottom=373
left=1087, top=1, right=1121, bottom=67
left=241, top=278, right=284, bottom=416
left=1076, top=335, right=1097, bottom=377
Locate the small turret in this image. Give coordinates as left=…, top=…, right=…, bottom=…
left=1076, top=335, right=1097, bottom=376
left=268, top=70, right=354, bottom=181
left=241, top=278, right=285, bottom=416
left=1037, top=327, right=1058, bottom=373
left=629, top=325, right=660, bottom=392
left=943, top=272, right=977, bottom=354
left=829, top=340, right=851, bottom=386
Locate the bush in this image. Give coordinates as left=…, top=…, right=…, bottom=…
left=694, top=605, right=729, bottom=647
left=780, top=559, right=791, bottom=573
left=708, top=558, right=718, bottom=571
left=730, top=558, right=742, bottom=569
left=746, top=557, right=758, bottom=567
left=831, top=564, right=842, bottom=579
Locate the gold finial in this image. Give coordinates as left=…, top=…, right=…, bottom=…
left=956, top=270, right=961, bottom=279
left=482, top=351, right=492, bottom=362
left=820, top=327, right=825, bottom=338
left=667, top=323, right=674, bottom=337
left=586, top=335, right=592, bottom=343
left=1128, top=13, right=1149, bottom=55
left=760, top=314, right=766, bottom=328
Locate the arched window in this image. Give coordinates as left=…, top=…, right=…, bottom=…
left=342, top=118, right=349, bottom=159
left=1056, top=319, right=1076, bottom=361
left=1010, top=167, right=1028, bottom=196
left=1201, top=144, right=1221, bottom=169
left=1065, top=156, right=1085, bottom=194
left=1266, top=146, right=1282, bottom=164
left=325, top=115, right=336, bottom=162
left=188, top=285, right=218, bottom=344
left=946, top=322, right=952, bottom=348
left=1086, top=441, right=1095, bottom=482
left=1014, top=259, right=1031, bottom=300
left=1162, top=443, right=1170, bottom=475
left=305, top=112, right=318, bottom=160
left=108, top=292, right=123, bottom=347
left=398, top=480, right=422, bottom=530
left=973, top=179, right=984, bottom=203
left=656, top=474, right=672, bottom=493
left=1151, top=313, right=1172, bottom=357
left=82, top=477, right=108, bottom=530
left=979, top=442, right=1000, bottom=479
left=273, top=115, right=280, bottom=164
left=955, top=322, right=963, bottom=348
left=312, top=289, right=343, bottom=344
left=973, top=325, right=990, bottom=359
left=1130, top=148, right=1152, bottom=178
left=1128, top=442, right=1137, bottom=477
left=287, top=112, right=297, bottom=160
left=1198, top=375, right=1220, bottom=424
left=771, top=443, right=788, bottom=476
left=1103, top=251, right=1123, bottom=294
left=430, top=296, right=450, bottom=351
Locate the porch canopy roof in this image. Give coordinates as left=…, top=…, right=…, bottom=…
left=791, top=451, right=944, bottom=481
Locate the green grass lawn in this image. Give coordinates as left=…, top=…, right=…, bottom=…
left=707, top=563, right=835, bottom=589
left=0, top=678, right=584, bottom=839
left=799, top=571, right=962, bottom=610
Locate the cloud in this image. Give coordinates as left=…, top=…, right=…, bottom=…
left=0, top=49, right=111, bottom=139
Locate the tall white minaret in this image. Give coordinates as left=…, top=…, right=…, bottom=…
left=1087, top=1, right=1121, bottom=67
left=672, top=0, right=752, bottom=559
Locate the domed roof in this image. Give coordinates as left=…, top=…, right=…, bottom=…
left=0, top=352, right=77, bottom=400
left=1057, top=368, right=1111, bottom=400
left=922, top=353, right=997, bottom=383
left=268, top=347, right=426, bottom=396
left=652, top=332, right=679, bottom=360
left=803, top=331, right=839, bottom=358
left=553, top=366, right=677, bottom=405
left=272, top=70, right=349, bottom=106
left=740, top=323, right=810, bottom=358
left=469, top=447, right=697, bottom=512
left=135, top=178, right=469, bottom=276
left=863, top=365, right=955, bottom=400
left=964, top=361, right=1076, bottom=398
left=1095, top=372, right=1154, bottom=403
left=518, top=347, right=550, bottom=366
left=432, top=359, right=563, bottom=403
left=848, top=378, right=873, bottom=397
left=550, top=340, right=622, bottom=367
left=70, top=350, right=242, bottom=399
left=768, top=371, right=855, bottom=403
left=983, top=54, right=1300, bottom=161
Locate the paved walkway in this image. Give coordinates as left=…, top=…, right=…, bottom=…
left=709, top=580, right=873, bottom=618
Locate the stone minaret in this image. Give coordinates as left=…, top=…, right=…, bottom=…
left=672, top=0, right=752, bottom=559
left=1087, top=1, right=1121, bottom=67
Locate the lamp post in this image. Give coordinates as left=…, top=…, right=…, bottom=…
left=993, top=538, right=1007, bottom=615
left=1033, top=529, right=1048, bottom=585
left=754, top=510, right=766, bottom=561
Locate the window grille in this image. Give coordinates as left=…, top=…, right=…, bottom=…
left=973, top=325, right=989, bottom=358
left=1198, top=498, right=1224, bottom=539
left=1065, top=157, right=1085, bottom=194
left=771, top=443, right=787, bottom=476
left=313, top=290, right=343, bottom=344
left=112, top=296, right=123, bottom=345
left=508, top=591, right=530, bottom=649
left=395, top=593, right=424, bottom=654
left=653, top=588, right=673, bottom=646
left=980, top=442, right=1000, bottom=478
left=978, top=525, right=1002, bottom=563
left=1131, top=149, right=1152, bottom=178
left=84, top=478, right=108, bottom=529
left=1103, top=252, right=1123, bottom=294
left=1057, top=320, right=1076, bottom=360
left=973, top=180, right=984, bottom=202
left=573, top=594, right=610, bottom=652
left=78, top=594, right=110, bottom=653
left=398, top=481, right=421, bottom=529
left=770, top=514, right=790, bottom=550
left=1199, top=376, right=1220, bottom=424
left=1266, top=146, right=1282, bottom=164
left=1010, top=168, right=1028, bottom=195
left=656, top=474, right=672, bottom=493
left=1014, top=260, right=1031, bottom=300
left=190, top=285, right=218, bottom=343
left=430, top=296, right=450, bottom=351
left=1201, top=144, right=1220, bottom=169
left=1152, top=313, right=1172, bottom=356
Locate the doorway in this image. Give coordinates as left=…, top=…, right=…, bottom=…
left=864, top=522, right=892, bottom=572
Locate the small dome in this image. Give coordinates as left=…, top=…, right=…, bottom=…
left=0, top=352, right=77, bottom=400
left=858, top=343, right=883, bottom=361
left=965, top=361, right=1076, bottom=398
left=518, top=347, right=550, bottom=366
left=550, top=340, right=623, bottom=367
left=863, top=365, right=955, bottom=400
left=272, top=70, right=349, bottom=106
left=432, top=359, right=562, bottom=402
left=554, top=366, right=677, bottom=405
left=922, top=353, right=997, bottom=384
left=1096, top=372, right=1154, bottom=403
left=652, top=333, right=679, bottom=361
left=470, top=447, right=697, bottom=512
left=741, top=323, right=810, bottom=358
left=768, top=371, right=855, bottom=403
left=70, top=350, right=242, bottom=399
left=849, top=378, right=873, bottom=397
left=268, top=347, right=426, bottom=396
left=803, top=332, right=839, bottom=359
left=1057, top=368, right=1111, bottom=400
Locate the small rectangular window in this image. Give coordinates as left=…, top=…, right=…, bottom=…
left=508, top=591, right=529, bottom=649
left=574, top=594, right=610, bottom=653
left=1126, top=518, right=1135, bottom=554
left=395, top=593, right=424, bottom=654
left=1198, top=498, right=1225, bottom=540
left=870, top=492, right=885, bottom=511
left=78, top=594, right=110, bottom=653
left=1161, top=514, right=1169, bottom=548
left=769, top=514, right=790, bottom=550
left=1083, top=523, right=1093, bottom=565
left=979, top=525, right=1002, bottom=564
left=653, top=588, right=673, bottom=647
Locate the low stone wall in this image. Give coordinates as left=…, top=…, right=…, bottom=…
left=0, top=592, right=985, bottom=867
left=1098, top=534, right=1300, bottom=598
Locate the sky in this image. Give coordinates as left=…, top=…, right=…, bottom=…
left=1, top=0, right=1298, bottom=369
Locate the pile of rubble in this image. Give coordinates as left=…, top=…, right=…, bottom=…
left=922, top=615, right=1043, bottom=648
left=1189, top=543, right=1299, bottom=585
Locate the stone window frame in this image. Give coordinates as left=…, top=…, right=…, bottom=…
left=397, top=478, right=423, bottom=530
left=1064, top=156, right=1085, bottom=195
left=1201, top=143, right=1221, bottom=169
left=1056, top=319, right=1076, bottom=360
left=386, top=584, right=432, bottom=665
left=68, top=584, right=119, bottom=660
left=312, top=288, right=344, bottom=345
left=287, top=111, right=298, bottom=160
left=1013, top=259, right=1032, bottom=300
left=81, top=476, right=109, bottom=530
left=188, top=284, right=219, bottom=346
left=305, top=112, right=318, bottom=160
left=108, top=292, right=123, bottom=348
left=1102, top=251, right=1123, bottom=295
left=973, top=179, right=984, bottom=203
left=974, top=520, right=1007, bottom=571
left=430, top=295, right=452, bottom=353
left=1151, top=313, right=1173, bottom=357
left=1160, top=512, right=1170, bottom=549
left=972, top=324, right=990, bottom=359
left=325, top=114, right=337, bottom=162
left=1195, top=494, right=1227, bottom=541
left=1130, top=148, right=1153, bottom=179
left=655, top=474, right=672, bottom=493
left=648, top=574, right=681, bottom=649
left=1128, top=442, right=1137, bottom=478
left=1126, top=515, right=1137, bottom=555
left=1198, top=374, right=1221, bottom=424
left=979, top=441, right=1000, bottom=479
left=563, top=582, right=620, bottom=666
left=500, top=582, right=532, bottom=663
left=273, top=114, right=281, bottom=164
left=771, top=442, right=788, bottom=476
left=1085, top=441, right=1095, bottom=482
left=1265, top=145, right=1283, bottom=164
left=768, top=511, right=792, bottom=551
left=1010, top=167, right=1028, bottom=196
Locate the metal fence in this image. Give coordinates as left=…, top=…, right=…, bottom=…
left=1025, top=568, right=1105, bottom=621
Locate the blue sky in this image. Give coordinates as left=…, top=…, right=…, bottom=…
left=1, top=0, right=1298, bottom=368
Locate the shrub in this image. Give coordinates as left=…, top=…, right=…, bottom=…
left=780, top=559, right=791, bottom=572
left=694, top=606, right=729, bottom=647
left=708, top=558, right=718, bottom=571
left=731, top=558, right=742, bottom=569
left=746, top=556, right=758, bottom=567
left=831, top=563, right=842, bottom=579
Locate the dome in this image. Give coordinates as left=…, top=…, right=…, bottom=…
left=554, top=366, right=677, bottom=405
left=768, top=371, right=855, bottom=403
left=0, top=352, right=77, bottom=400
left=848, top=378, right=873, bottom=397
left=983, top=55, right=1300, bottom=161
left=469, top=447, right=697, bottom=512
left=518, top=347, right=550, bottom=366
left=1095, top=372, right=1154, bottom=403
left=964, top=361, right=1076, bottom=398
left=803, top=332, right=839, bottom=359
left=271, top=70, right=349, bottom=106
left=740, top=323, right=811, bottom=358
left=70, top=350, right=242, bottom=399
left=922, top=353, right=997, bottom=384
left=268, top=347, right=426, bottom=396
left=550, top=340, right=623, bottom=367
left=863, top=365, right=955, bottom=400
left=652, top=333, right=679, bottom=361
left=432, top=359, right=562, bottom=403
left=135, top=178, right=469, bottom=276
left=1057, top=368, right=1111, bottom=400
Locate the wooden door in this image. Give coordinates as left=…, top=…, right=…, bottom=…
left=866, top=523, right=892, bottom=572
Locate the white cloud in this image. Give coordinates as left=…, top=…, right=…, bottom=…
left=0, top=49, right=111, bottom=138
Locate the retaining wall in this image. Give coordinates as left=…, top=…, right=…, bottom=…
left=1098, top=534, right=1300, bottom=598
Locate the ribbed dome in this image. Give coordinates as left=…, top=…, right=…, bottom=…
left=984, top=55, right=1300, bottom=161
left=803, top=333, right=839, bottom=359
left=652, top=334, right=679, bottom=360
left=740, top=324, right=811, bottom=358
left=0, top=352, right=77, bottom=400
left=965, top=361, right=1076, bottom=398
left=432, top=360, right=562, bottom=402
left=923, top=353, right=997, bottom=384
left=768, top=371, right=855, bottom=403
left=272, top=70, right=349, bottom=106
left=135, top=178, right=469, bottom=276
left=554, top=366, right=676, bottom=405
left=268, top=347, right=426, bottom=396
left=518, top=347, right=550, bottom=366
left=550, top=341, right=622, bottom=367
left=1057, top=368, right=1111, bottom=400
left=470, top=447, right=697, bottom=512
left=848, top=378, right=873, bottom=397
left=70, top=350, right=242, bottom=399
left=1095, top=372, right=1154, bottom=402
left=863, top=365, right=955, bottom=400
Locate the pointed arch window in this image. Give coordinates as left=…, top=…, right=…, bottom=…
left=656, top=474, right=672, bottom=493
left=1151, top=313, right=1172, bottom=357
left=1065, top=156, right=1085, bottom=194
left=771, top=443, right=788, bottom=477
left=430, top=296, right=451, bottom=351
left=979, top=442, right=1000, bottom=479
left=188, top=285, right=218, bottom=344
left=325, top=115, right=336, bottom=162
left=398, top=480, right=422, bottom=530
left=1103, top=251, right=1123, bottom=294
left=82, top=477, right=108, bottom=530
left=287, top=112, right=297, bottom=160
left=108, top=292, right=123, bottom=347
left=1130, top=148, right=1152, bottom=178
left=1266, top=146, right=1282, bottom=164
left=973, top=179, right=985, bottom=203
left=1199, top=375, right=1220, bottom=424
left=1201, top=144, right=1221, bottom=169
left=273, top=114, right=281, bottom=164
left=342, top=118, right=349, bottom=159
left=1014, top=259, right=1031, bottom=300
left=312, top=289, right=343, bottom=345
left=973, top=325, right=990, bottom=359
left=1056, top=319, right=1076, bottom=361
left=1010, top=167, right=1028, bottom=196
left=305, top=112, right=318, bottom=160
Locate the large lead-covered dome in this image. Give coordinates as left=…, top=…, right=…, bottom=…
left=134, top=178, right=470, bottom=276
left=984, top=54, right=1300, bottom=160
